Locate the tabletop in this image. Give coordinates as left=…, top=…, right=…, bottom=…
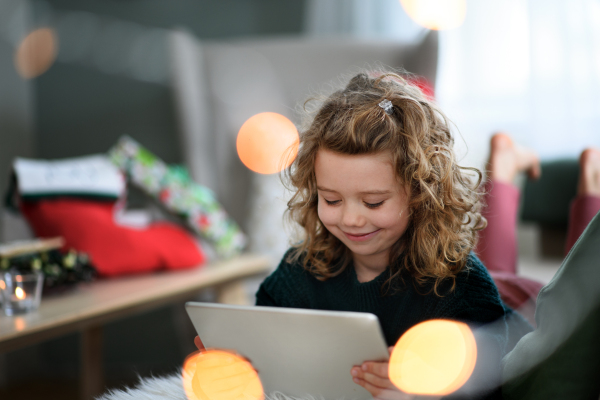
left=0, top=253, right=272, bottom=353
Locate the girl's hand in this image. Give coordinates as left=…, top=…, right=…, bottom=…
left=350, top=347, right=441, bottom=400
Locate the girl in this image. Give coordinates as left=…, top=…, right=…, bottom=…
left=255, top=71, right=521, bottom=399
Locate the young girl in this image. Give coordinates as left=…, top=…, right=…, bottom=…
left=255, top=71, right=520, bottom=399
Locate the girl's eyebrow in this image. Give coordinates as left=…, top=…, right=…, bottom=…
left=316, top=186, right=391, bottom=195
left=358, top=190, right=391, bottom=195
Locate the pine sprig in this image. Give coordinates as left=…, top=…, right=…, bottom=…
left=1, top=249, right=97, bottom=291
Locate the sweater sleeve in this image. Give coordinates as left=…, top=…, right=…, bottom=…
left=255, top=249, right=313, bottom=309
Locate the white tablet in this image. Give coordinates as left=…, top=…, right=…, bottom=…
left=185, top=302, right=389, bottom=400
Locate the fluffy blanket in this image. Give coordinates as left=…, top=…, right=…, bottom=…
left=96, top=372, right=325, bottom=400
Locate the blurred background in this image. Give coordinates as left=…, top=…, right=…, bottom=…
left=1, top=0, right=600, bottom=398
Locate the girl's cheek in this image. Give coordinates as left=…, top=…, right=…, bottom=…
left=317, top=204, right=337, bottom=226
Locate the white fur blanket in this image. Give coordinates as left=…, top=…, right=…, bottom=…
left=96, top=372, right=326, bottom=400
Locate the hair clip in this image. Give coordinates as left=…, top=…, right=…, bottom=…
left=378, top=99, right=394, bottom=115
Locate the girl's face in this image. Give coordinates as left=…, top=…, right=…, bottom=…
left=315, top=149, right=411, bottom=270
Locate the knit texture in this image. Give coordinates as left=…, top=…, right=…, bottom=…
left=257, top=250, right=510, bottom=346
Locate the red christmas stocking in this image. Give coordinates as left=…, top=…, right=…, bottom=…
left=20, top=198, right=205, bottom=276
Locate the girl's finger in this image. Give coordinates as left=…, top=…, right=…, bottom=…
left=360, top=371, right=395, bottom=389
left=355, top=363, right=397, bottom=390
left=194, top=336, right=205, bottom=351
left=362, top=361, right=390, bottom=380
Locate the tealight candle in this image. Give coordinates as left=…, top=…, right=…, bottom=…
left=0, top=271, right=44, bottom=316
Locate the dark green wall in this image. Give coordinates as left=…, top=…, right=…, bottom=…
left=45, top=0, right=305, bottom=39
left=36, top=63, right=181, bottom=161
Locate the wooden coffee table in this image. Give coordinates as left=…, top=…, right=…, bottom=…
left=0, top=254, right=272, bottom=399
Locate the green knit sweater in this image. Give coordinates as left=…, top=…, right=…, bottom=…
left=256, top=250, right=520, bottom=349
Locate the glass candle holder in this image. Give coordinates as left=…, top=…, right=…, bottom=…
left=0, top=270, right=44, bottom=316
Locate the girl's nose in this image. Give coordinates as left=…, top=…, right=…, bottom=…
left=341, top=204, right=365, bottom=227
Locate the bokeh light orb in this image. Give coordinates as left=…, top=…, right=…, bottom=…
left=183, top=351, right=201, bottom=400
left=237, top=112, right=299, bottom=174
left=14, top=27, right=58, bottom=79
left=182, top=349, right=263, bottom=400
left=389, top=319, right=477, bottom=396
left=400, top=0, right=467, bottom=30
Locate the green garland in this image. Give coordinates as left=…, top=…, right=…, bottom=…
left=0, top=249, right=97, bottom=292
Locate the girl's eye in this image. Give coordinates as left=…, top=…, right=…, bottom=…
left=365, top=201, right=384, bottom=209
left=324, top=199, right=341, bottom=206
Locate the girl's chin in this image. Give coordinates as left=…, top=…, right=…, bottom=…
left=345, top=242, right=382, bottom=255
left=343, top=239, right=396, bottom=258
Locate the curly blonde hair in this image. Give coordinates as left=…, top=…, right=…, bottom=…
left=284, top=71, right=486, bottom=294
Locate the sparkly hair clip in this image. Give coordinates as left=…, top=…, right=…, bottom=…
left=378, top=99, right=394, bottom=115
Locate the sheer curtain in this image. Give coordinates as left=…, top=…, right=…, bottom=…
left=437, top=0, right=600, bottom=169
left=305, top=0, right=600, bottom=169
left=304, top=0, right=425, bottom=41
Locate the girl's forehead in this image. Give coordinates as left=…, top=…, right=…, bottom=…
left=314, top=149, right=402, bottom=189
left=315, top=148, right=394, bottom=164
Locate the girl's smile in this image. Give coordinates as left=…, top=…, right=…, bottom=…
left=315, top=149, right=411, bottom=279
left=343, top=229, right=382, bottom=242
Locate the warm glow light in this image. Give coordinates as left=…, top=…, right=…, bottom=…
left=15, top=287, right=26, bottom=300
left=237, top=112, right=299, bottom=174
left=15, top=317, right=26, bottom=331
left=182, top=349, right=263, bottom=400
left=14, top=27, right=58, bottom=79
left=0, top=280, right=5, bottom=290
left=400, top=0, right=466, bottom=30
left=389, top=319, right=477, bottom=396
left=183, top=351, right=201, bottom=400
